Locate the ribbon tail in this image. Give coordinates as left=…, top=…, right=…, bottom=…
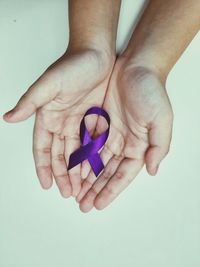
left=88, top=153, right=104, bottom=177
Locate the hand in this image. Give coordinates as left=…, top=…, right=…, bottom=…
left=3, top=48, right=114, bottom=197
left=77, top=59, right=173, bottom=212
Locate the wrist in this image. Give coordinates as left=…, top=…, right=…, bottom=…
left=65, top=45, right=115, bottom=73
left=67, top=34, right=116, bottom=62
left=67, top=0, right=120, bottom=66
left=120, top=49, right=170, bottom=85
left=61, top=46, right=115, bottom=83
left=115, top=55, right=168, bottom=88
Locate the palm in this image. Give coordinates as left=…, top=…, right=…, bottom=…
left=19, top=50, right=114, bottom=197
left=77, top=63, right=173, bottom=212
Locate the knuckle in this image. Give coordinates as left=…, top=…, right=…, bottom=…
left=84, top=179, right=93, bottom=188
left=53, top=153, right=65, bottom=162
left=89, top=186, right=98, bottom=196
left=56, top=174, right=68, bottom=180
left=56, top=134, right=64, bottom=141
left=68, top=172, right=80, bottom=180
left=101, top=170, right=112, bottom=181
left=114, top=171, right=124, bottom=181
left=105, top=185, right=116, bottom=196
left=42, top=147, right=51, bottom=154
left=65, top=133, right=80, bottom=141
left=35, top=147, right=51, bottom=154
left=113, top=154, right=124, bottom=162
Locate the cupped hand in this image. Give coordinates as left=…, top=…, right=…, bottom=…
left=3, top=49, right=114, bottom=197
left=77, top=59, right=173, bottom=212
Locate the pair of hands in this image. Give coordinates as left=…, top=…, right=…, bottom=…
left=3, top=48, right=173, bottom=212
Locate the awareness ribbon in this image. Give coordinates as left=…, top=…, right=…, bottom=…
left=67, top=106, right=110, bottom=177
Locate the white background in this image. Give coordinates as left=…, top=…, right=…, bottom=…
left=0, top=1, right=200, bottom=266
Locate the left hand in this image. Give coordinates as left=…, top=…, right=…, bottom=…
left=3, top=48, right=114, bottom=198
left=77, top=58, right=173, bottom=212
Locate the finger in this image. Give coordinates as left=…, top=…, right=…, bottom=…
left=79, top=114, right=118, bottom=194
left=145, top=114, right=173, bottom=176
left=77, top=127, right=124, bottom=202
left=3, top=73, right=58, bottom=122
left=94, top=159, right=143, bottom=210
left=81, top=160, right=91, bottom=179
left=51, top=133, right=72, bottom=198
left=33, top=116, right=53, bottom=189
left=76, top=144, right=113, bottom=203
left=79, top=155, right=123, bottom=212
left=65, top=134, right=82, bottom=197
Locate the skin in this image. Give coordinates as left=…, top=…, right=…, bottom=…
left=3, top=0, right=121, bottom=197
left=77, top=0, right=200, bottom=212
left=3, top=0, right=200, bottom=211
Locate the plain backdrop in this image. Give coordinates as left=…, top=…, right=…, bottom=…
left=0, top=1, right=200, bottom=266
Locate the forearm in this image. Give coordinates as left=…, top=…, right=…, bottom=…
left=122, top=0, right=200, bottom=82
left=67, top=0, right=121, bottom=58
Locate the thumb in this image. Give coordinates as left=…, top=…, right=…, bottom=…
left=3, top=75, right=58, bottom=122
left=145, top=113, right=173, bottom=176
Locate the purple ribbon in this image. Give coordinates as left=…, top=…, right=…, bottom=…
left=67, top=106, right=110, bottom=177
